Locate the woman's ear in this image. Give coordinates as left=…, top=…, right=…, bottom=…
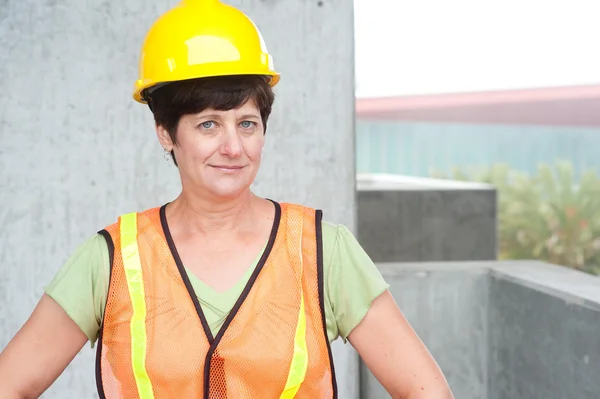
left=156, top=124, right=174, bottom=151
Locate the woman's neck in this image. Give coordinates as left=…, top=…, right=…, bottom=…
left=166, top=189, right=260, bottom=236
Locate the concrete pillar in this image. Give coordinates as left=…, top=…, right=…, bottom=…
left=0, top=0, right=357, bottom=397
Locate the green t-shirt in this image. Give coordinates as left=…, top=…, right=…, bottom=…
left=45, top=220, right=389, bottom=346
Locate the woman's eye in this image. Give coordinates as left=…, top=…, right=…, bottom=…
left=200, top=121, right=215, bottom=129
left=240, top=121, right=256, bottom=129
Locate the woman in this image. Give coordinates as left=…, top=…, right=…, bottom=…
left=0, top=0, right=453, bottom=398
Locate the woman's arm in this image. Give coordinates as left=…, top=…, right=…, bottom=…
left=0, top=294, right=88, bottom=399
left=349, top=290, right=454, bottom=399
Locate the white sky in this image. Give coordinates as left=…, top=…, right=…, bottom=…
left=354, top=0, right=600, bottom=98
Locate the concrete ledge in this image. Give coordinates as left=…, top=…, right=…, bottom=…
left=379, top=260, right=600, bottom=308
left=489, top=261, right=600, bottom=311
left=357, top=173, right=494, bottom=191
left=364, top=260, right=600, bottom=399
left=357, top=176, right=497, bottom=263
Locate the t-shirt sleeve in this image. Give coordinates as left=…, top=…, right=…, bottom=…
left=323, top=223, right=390, bottom=342
left=44, top=233, right=110, bottom=347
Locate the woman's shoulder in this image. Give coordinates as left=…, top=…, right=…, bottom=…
left=321, top=219, right=346, bottom=237
left=277, top=201, right=352, bottom=233
left=319, top=219, right=364, bottom=263
left=318, top=218, right=390, bottom=342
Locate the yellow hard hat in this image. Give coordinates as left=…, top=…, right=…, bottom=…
left=133, top=0, right=280, bottom=103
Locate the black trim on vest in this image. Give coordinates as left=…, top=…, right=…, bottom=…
left=202, top=199, right=281, bottom=399
left=160, top=204, right=215, bottom=342
left=95, top=229, right=115, bottom=399
left=316, top=210, right=338, bottom=398
left=98, top=229, right=115, bottom=276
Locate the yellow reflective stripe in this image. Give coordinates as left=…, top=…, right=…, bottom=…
left=120, top=213, right=155, bottom=399
left=279, top=292, right=308, bottom=399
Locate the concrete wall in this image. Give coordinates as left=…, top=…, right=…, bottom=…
left=0, top=0, right=357, bottom=397
left=488, top=263, right=600, bottom=399
left=362, top=261, right=600, bottom=399
left=357, top=174, right=497, bottom=263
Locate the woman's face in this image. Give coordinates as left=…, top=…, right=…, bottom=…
left=157, top=100, right=265, bottom=200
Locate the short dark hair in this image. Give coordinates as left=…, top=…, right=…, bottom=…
left=147, top=75, right=275, bottom=166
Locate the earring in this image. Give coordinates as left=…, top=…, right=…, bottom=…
left=164, top=149, right=171, bottom=161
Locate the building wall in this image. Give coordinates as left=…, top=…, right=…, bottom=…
left=0, top=0, right=356, bottom=397
left=356, top=120, right=600, bottom=178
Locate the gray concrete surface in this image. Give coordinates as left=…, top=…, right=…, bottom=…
left=362, top=261, right=600, bottom=399
left=0, top=0, right=357, bottom=397
left=357, top=174, right=497, bottom=263
left=488, top=263, right=600, bottom=399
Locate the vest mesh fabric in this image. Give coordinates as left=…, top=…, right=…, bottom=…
left=97, top=203, right=335, bottom=398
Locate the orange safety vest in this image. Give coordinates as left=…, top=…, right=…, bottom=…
left=95, top=201, right=337, bottom=398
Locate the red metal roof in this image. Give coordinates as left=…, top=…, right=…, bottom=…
left=356, top=85, right=600, bottom=127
